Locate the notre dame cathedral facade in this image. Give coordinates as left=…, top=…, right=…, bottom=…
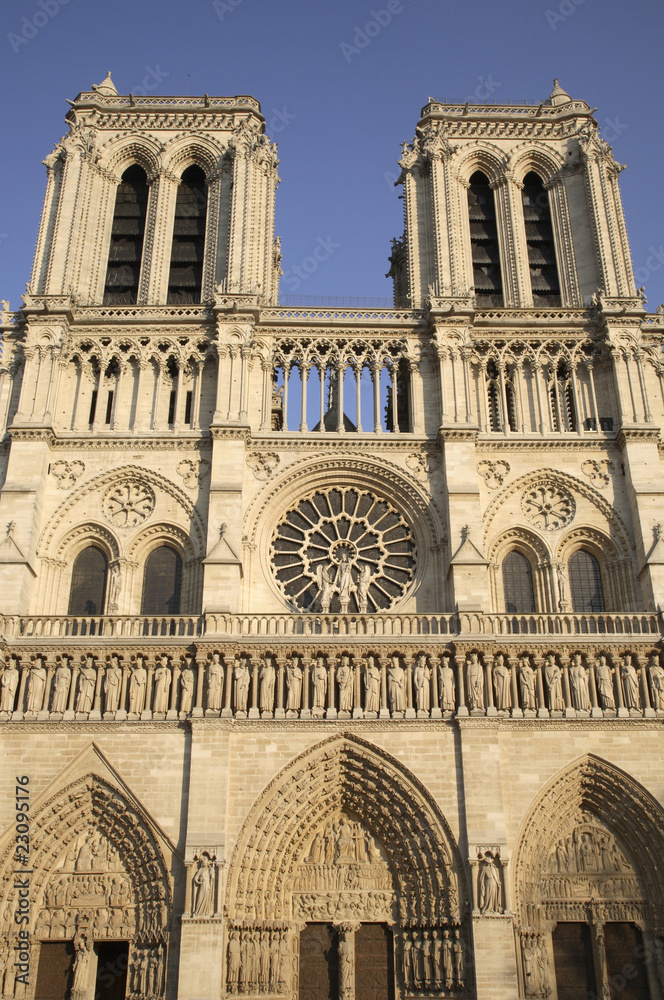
left=1, top=72, right=664, bottom=1000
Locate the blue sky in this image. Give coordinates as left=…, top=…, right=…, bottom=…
left=1, top=0, right=663, bottom=309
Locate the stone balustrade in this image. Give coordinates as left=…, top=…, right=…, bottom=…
left=0, top=610, right=660, bottom=641
left=1, top=646, right=663, bottom=723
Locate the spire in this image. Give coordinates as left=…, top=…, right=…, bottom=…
left=92, top=71, right=118, bottom=97
left=545, top=78, right=571, bottom=107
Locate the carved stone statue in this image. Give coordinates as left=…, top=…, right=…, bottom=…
left=207, top=652, right=224, bottom=712
left=356, top=563, right=373, bottom=612
left=336, top=550, right=355, bottom=612
left=338, top=926, right=354, bottom=1000
left=128, top=657, right=147, bottom=714
left=453, top=929, right=464, bottom=987
left=153, top=655, right=171, bottom=713
left=337, top=654, right=353, bottom=713
left=233, top=656, right=250, bottom=714
left=364, top=656, right=380, bottom=713
left=467, top=652, right=484, bottom=711
left=180, top=658, right=195, bottom=714
left=285, top=657, right=302, bottom=714
left=518, top=656, right=536, bottom=711
left=51, top=660, right=71, bottom=714
left=570, top=653, right=591, bottom=711
left=439, top=654, right=456, bottom=712
left=71, top=934, right=91, bottom=998
left=26, top=657, right=47, bottom=712
left=260, top=656, right=276, bottom=713
left=414, top=653, right=431, bottom=713
left=75, top=656, right=96, bottom=714
left=649, top=653, right=664, bottom=710
left=0, top=658, right=19, bottom=712
left=192, top=852, right=215, bottom=916
left=493, top=654, right=511, bottom=711
left=388, top=654, right=405, bottom=713
left=621, top=653, right=641, bottom=710
left=313, top=656, right=327, bottom=710
left=544, top=653, right=564, bottom=712
left=442, top=930, right=453, bottom=989
left=595, top=653, right=616, bottom=710
left=103, top=656, right=122, bottom=713
left=108, top=564, right=122, bottom=612
left=227, top=929, right=241, bottom=992
left=315, top=562, right=336, bottom=613
left=478, top=850, right=502, bottom=913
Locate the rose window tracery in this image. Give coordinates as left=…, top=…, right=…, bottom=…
left=271, top=488, right=416, bottom=613
left=521, top=483, right=575, bottom=531
left=102, top=481, right=155, bottom=528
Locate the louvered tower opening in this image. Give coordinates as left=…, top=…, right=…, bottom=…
left=103, top=165, right=148, bottom=305
left=467, top=171, right=503, bottom=307
left=522, top=172, right=561, bottom=306
left=167, top=165, right=207, bottom=304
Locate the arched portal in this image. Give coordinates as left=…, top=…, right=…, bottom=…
left=513, top=755, right=664, bottom=999
left=225, top=734, right=471, bottom=999
left=0, top=772, right=173, bottom=999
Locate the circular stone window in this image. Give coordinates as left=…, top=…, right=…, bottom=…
left=271, top=487, right=416, bottom=613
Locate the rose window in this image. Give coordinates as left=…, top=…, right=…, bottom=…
left=521, top=484, right=575, bottom=531
left=102, top=482, right=155, bottom=528
left=271, top=488, right=416, bottom=613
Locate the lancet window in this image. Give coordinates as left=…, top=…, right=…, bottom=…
left=483, top=359, right=516, bottom=433
left=103, top=165, right=149, bottom=305
left=141, top=546, right=183, bottom=615
left=522, top=172, right=561, bottom=306
left=548, top=360, right=577, bottom=432
left=569, top=550, right=605, bottom=613
left=502, top=551, right=535, bottom=614
left=467, top=171, right=503, bottom=307
left=68, top=546, right=108, bottom=616
left=167, top=166, right=207, bottom=304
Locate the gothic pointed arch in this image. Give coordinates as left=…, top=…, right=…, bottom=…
left=513, top=754, right=664, bottom=932
left=0, top=751, right=175, bottom=949
left=225, top=733, right=468, bottom=927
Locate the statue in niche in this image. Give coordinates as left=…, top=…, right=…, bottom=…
left=569, top=653, right=591, bottom=711
left=595, top=653, right=616, bottom=710
left=493, top=654, right=511, bottom=711
left=260, top=655, right=276, bottom=713
left=0, top=658, right=19, bottom=712
left=337, top=654, right=353, bottom=713
left=71, top=934, right=91, bottom=998
left=467, top=652, right=484, bottom=711
left=403, top=934, right=414, bottom=989
left=227, top=929, right=241, bottom=993
left=153, top=655, right=171, bottom=713
left=128, top=657, right=147, bottom=714
left=75, top=656, right=96, bottom=714
left=519, top=656, right=536, bottom=711
left=478, top=849, right=502, bottom=913
left=453, top=929, right=464, bottom=987
left=439, top=653, right=456, bottom=712
left=414, top=653, right=431, bottom=713
left=356, top=563, right=373, bottom=612
left=336, top=550, right=355, bottom=612
left=285, top=656, right=302, bottom=714
left=313, top=655, right=327, bottom=710
left=233, top=656, right=250, bottom=714
left=649, top=652, right=664, bottom=710
left=192, top=852, right=215, bottom=916
left=26, top=657, right=47, bottom=713
left=315, top=562, right=336, bottom=613
left=108, top=564, right=122, bottom=613
left=442, top=930, right=453, bottom=989
left=180, top=657, right=195, bottom=714
left=388, top=654, right=405, bottom=713
left=51, top=659, right=71, bottom=713
left=544, top=653, right=564, bottom=712
left=278, top=934, right=290, bottom=990
left=364, top=656, right=380, bottom=713
left=621, top=653, right=641, bottom=710
left=339, top=928, right=354, bottom=999
left=207, top=652, right=224, bottom=712
left=103, top=656, right=122, bottom=713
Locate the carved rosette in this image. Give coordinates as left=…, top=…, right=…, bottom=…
left=102, top=481, right=155, bottom=527
left=521, top=484, right=575, bottom=531
left=271, top=487, right=416, bottom=613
